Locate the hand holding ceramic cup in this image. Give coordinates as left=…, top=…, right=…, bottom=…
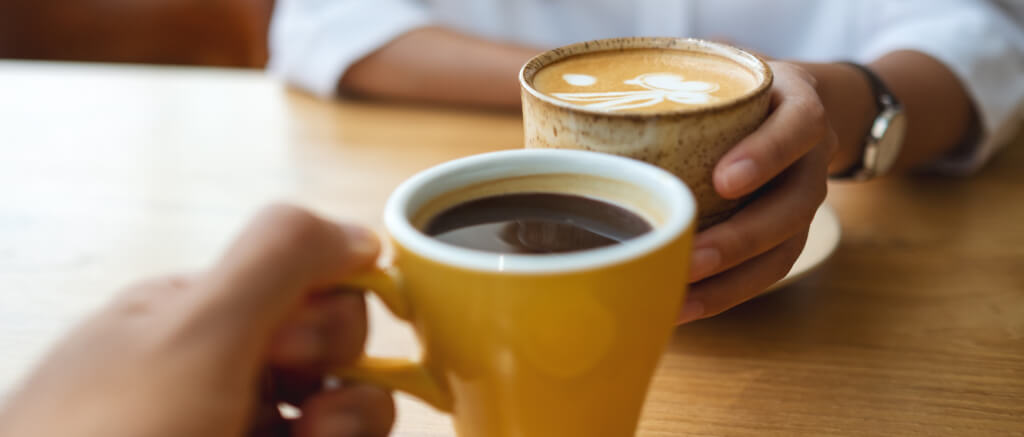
left=333, top=149, right=695, bottom=437
left=520, top=37, right=773, bottom=228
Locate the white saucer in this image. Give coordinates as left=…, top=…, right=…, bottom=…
left=766, top=203, right=841, bottom=292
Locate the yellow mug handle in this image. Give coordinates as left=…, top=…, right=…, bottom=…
left=333, top=267, right=453, bottom=412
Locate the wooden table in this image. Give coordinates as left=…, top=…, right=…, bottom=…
left=1, top=61, right=1022, bottom=436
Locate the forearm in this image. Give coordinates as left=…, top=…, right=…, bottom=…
left=799, top=50, right=977, bottom=174
left=339, top=27, right=539, bottom=109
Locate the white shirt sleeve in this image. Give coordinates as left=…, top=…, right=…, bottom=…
left=855, top=0, right=1024, bottom=174
left=267, top=0, right=431, bottom=97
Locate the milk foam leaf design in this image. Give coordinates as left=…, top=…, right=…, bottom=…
left=562, top=73, right=597, bottom=86
left=554, top=72, right=719, bottom=110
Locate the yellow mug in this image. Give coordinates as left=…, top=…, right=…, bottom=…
left=338, top=149, right=695, bottom=437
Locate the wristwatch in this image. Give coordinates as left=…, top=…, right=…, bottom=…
left=831, top=62, right=907, bottom=180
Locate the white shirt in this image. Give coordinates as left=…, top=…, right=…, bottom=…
left=268, top=0, right=1024, bottom=173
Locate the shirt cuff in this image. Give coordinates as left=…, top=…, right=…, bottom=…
left=268, top=1, right=431, bottom=97
left=855, top=5, right=1024, bottom=174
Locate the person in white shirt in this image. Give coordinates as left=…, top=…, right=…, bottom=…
left=268, top=0, right=1024, bottom=323
left=2, top=6, right=1023, bottom=435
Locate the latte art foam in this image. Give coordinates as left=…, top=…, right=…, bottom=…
left=532, top=49, right=759, bottom=113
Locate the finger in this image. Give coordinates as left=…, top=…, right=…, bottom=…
left=680, top=229, right=810, bottom=324
left=186, top=204, right=379, bottom=340
left=264, top=367, right=324, bottom=408
left=293, top=384, right=395, bottom=437
left=713, top=62, right=826, bottom=198
left=254, top=292, right=370, bottom=436
left=320, top=291, right=369, bottom=367
left=268, top=291, right=368, bottom=371
left=689, top=135, right=832, bottom=282
left=248, top=399, right=292, bottom=437
left=248, top=368, right=323, bottom=437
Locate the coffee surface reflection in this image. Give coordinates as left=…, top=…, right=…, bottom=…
left=425, top=193, right=652, bottom=254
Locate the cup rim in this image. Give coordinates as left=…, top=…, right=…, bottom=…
left=519, top=37, right=773, bottom=119
left=383, top=149, right=694, bottom=274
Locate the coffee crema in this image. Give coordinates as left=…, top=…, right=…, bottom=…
left=532, top=49, right=758, bottom=113
left=425, top=193, right=652, bottom=254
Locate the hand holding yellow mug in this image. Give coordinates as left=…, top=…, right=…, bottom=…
left=335, top=149, right=695, bottom=437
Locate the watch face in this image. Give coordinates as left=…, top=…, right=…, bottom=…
left=870, top=109, right=907, bottom=175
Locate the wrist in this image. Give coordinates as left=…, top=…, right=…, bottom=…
left=793, top=62, right=877, bottom=175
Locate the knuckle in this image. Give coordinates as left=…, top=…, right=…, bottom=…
left=795, top=185, right=826, bottom=227
left=815, top=189, right=827, bottom=212
left=766, top=263, right=789, bottom=286
left=114, top=289, right=154, bottom=315
left=817, top=179, right=828, bottom=204
left=159, top=274, right=195, bottom=290
left=765, top=134, right=791, bottom=168
left=257, top=203, right=328, bottom=249
left=750, top=127, right=794, bottom=171
left=260, top=203, right=318, bottom=228
left=329, top=294, right=369, bottom=364
left=795, top=96, right=827, bottom=129
left=717, top=223, right=761, bottom=265
left=114, top=274, right=190, bottom=315
left=784, top=233, right=809, bottom=266
left=794, top=65, right=818, bottom=88
left=767, top=237, right=807, bottom=285
left=811, top=176, right=828, bottom=207
left=772, top=61, right=818, bottom=88
left=798, top=204, right=818, bottom=230
left=825, top=129, right=840, bottom=160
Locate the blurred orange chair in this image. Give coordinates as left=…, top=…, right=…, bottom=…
left=0, top=0, right=274, bottom=68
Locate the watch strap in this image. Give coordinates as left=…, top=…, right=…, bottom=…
left=830, top=62, right=891, bottom=179
left=842, top=62, right=890, bottom=111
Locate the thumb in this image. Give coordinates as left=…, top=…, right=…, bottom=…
left=293, top=384, right=395, bottom=437
left=185, top=204, right=380, bottom=346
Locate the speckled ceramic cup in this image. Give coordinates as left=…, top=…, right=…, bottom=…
left=520, top=37, right=773, bottom=228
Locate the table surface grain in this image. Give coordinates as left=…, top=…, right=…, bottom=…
left=1, top=61, right=1022, bottom=436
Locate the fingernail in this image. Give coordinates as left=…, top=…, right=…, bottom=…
left=342, top=226, right=379, bottom=258
left=315, top=411, right=362, bottom=437
left=678, top=301, right=705, bottom=324
left=689, top=248, right=721, bottom=282
left=722, top=159, right=757, bottom=194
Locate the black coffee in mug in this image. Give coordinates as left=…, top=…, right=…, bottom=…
left=425, top=193, right=652, bottom=254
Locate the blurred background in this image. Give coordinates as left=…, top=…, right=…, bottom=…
left=0, top=0, right=273, bottom=67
